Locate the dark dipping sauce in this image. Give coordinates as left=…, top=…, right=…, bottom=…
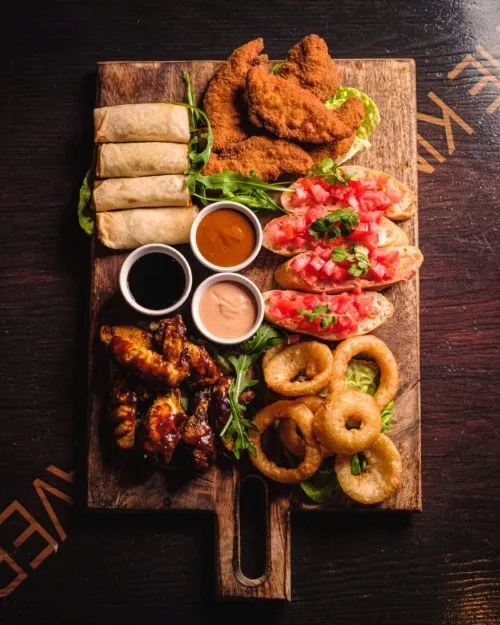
left=127, top=252, right=186, bottom=310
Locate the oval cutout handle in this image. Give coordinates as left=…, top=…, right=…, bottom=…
left=214, top=462, right=291, bottom=600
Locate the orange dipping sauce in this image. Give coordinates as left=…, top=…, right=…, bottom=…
left=196, top=208, right=256, bottom=267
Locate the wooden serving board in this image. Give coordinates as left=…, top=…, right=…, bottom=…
left=87, top=58, right=420, bottom=601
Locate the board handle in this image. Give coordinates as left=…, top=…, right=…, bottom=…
left=214, top=462, right=291, bottom=600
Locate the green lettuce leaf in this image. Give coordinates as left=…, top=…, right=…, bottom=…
left=345, top=359, right=379, bottom=395
left=77, top=170, right=94, bottom=235
left=325, top=86, right=381, bottom=164
left=297, top=458, right=339, bottom=504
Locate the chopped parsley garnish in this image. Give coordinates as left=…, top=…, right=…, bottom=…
left=308, top=208, right=359, bottom=241
left=307, top=157, right=357, bottom=186
left=330, top=244, right=371, bottom=277
left=297, top=305, right=338, bottom=329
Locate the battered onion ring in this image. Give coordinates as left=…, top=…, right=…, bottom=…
left=279, top=396, right=326, bottom=458
left=313, top=390, right=382, bottom=454
left=249, top=400, right=322, bottom=484
left=264, top=342, right=334, bottom=397
left=335, top=434, right=403, bottom=504
left=261, top=343, right=286, bottom=371
left=328, top=336, right=399, bottom=410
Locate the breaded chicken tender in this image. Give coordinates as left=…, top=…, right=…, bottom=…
left=246, top=65, right=351, bottom=144
left=202, top=136, right=313, bottom=181
left=305, top=96, right=365, bottom=161
left=203, top=38, right=268, bottom=150
left=278, top=34, right=342, bottom=101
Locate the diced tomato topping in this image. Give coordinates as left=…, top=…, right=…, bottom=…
left=309, top=256, right=325, bottom=272
left=385, top=183, right=403, bottom=204
left=321, top=260, right=336, bottom=277
left=370, top=262, right=386, bottom=280
left=290, top=255, right=309, bottom=272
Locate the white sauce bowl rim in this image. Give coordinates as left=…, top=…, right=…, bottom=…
left=119, top=244, right=193, bottom=316
left=191, top=273, right=264, bottom=345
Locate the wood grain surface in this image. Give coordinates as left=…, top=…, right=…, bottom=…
left=1, top=0, right=499, bottom=622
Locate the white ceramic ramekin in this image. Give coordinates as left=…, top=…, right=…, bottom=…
left=191, top=273, right=264, bottom=345
left=189, top=201, right=263, bottom=273
left=119, top=243, right=193, bottom=316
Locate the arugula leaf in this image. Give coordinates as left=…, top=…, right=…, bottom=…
left=220, top=324, right=283, bottom=458
left=77, top=169, right=94, bottom=235
left=241, top=323, right=282, bottom=355
left=192, top=170, right=290, bottom=212
left=308, top=208, right=359, bottom=241
left=307, top=158, right=357, bottom=186
left=270, top=61, right=284, bottom=75
left=180, top=71, right=214, bottom=190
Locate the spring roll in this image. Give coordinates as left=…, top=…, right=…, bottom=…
left=94, top=103, right=190, bottom=143
left=92, top=175, right=191, bottom=211
left=96, top=143, right=189, bottom=178
left=96, top=206, right=198, bottom=250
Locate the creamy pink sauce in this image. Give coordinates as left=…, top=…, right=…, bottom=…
left=199, top=282, right=257, bottom=339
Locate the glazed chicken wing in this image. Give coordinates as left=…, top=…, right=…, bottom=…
left=202, top=136, right=313, bottom=182
left=106, top=336, right=188, bottom=388
left=203, top=38, right=268, bottom=150
left=185, top=341, right=221, bottom=386
left=182, top=388, right=216, bottom=471
left=109, top=375, right=151, bottom=449
left=277, top=34, right=342, bottom=101
left=100, top=325, right=153, bottom=349
left=246, top=65, right=351, bottom=144
left=142, top=390, right=187, bottom=464
left=153, top=316, right=190, bottom=378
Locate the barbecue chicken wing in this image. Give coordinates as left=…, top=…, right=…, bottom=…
left=181, top=388, right=216, bottom=471
left=109, top=375, right=151, bottom=449
left=142, top=390, right=187, bottom=464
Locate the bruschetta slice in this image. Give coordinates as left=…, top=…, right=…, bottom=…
left=281, top=165, right=416, bottom=221
left=263, top=289, right=394, bottom=340
left=274, top=245, right=423, bottom=293
left=263, top=207, right=408, bottom=257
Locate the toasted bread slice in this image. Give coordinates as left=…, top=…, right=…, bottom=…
left=281, top=166, right=416, bottom=221
left=263, top=214, right=408, bottom=256
left=263, top=290, right=394, bottom=340
left=274, top=245, right=423, bottom=293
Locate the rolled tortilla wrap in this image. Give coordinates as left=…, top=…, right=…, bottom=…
left=94, top=104, right=190, bottom=143
left=96, top=206, right=198, bottom=250
left=96, top=143, right=189, bottom=178
left=92, top=175, right=191, bottom=211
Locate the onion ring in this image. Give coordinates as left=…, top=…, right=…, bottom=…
left=313, top=390, right=382, bottom=454
left=249, top=400, right=322, bottom=483
left=263, top=342, right=334, bottom=397
left=261, top=343, right=286, bottom=371
left=328, top=336, right=399, bottom=410
left=335, top=434, right=403, bottom=504
left=279, top=396, right=326, bottom=458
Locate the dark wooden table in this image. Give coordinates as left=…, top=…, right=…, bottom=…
left=1, top=1, right=499, bottom=623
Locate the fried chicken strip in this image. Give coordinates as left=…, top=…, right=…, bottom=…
left=305, top=96, right=365, bottom=162
left=204, top=38, right=268, bottom=151
left=182, top=388, right=216, bottom=471
left=277, top=34, right=341, bottom=101
left=109, top=376, right=139, bottom=449
left=246, top=65, right=351, bottom=143
left=185, top=342, right=221, bottom=386
left=202, top=136, right=313, bottom=182
left=142, top=390, right=187, bottom=464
